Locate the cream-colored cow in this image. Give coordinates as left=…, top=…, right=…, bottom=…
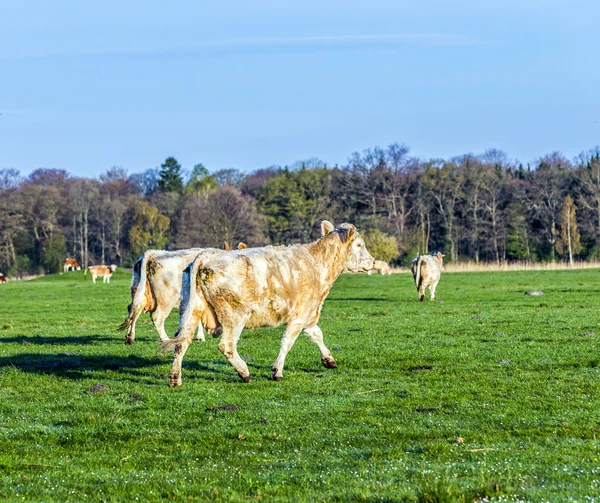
left=86, top=264, right=117, bottom=284
left=410, top=252, right=444, bottom=301
left=163, top=221, right=375, bottom=386
left=119, top=243, right=247, bottom=345
left=368, top=260, right=392, bottom=275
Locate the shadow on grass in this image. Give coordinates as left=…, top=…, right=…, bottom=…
left=0, top=352, right=266, bottom=381
left=0, top=335, right=116, bottom=345
left=0, top=353, right=168, bottom=379
left=328, top=297, right=388, bottom=302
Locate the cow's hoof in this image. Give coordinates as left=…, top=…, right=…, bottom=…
left=322, top=357, right=338, bottom=369
left=270, top=374, right=283, bottom=381
left=238, top=373, right=252, bottom=383
left=169, top=373, right=182, bottom=387
left=124, top=337, right=135, bottom=345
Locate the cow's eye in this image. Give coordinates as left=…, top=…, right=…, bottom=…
left=357, top=243, right=362, bottom=248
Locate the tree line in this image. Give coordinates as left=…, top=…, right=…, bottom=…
left=1, top=144, right=599, bottom=276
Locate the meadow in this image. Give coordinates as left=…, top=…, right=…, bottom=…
left=0, top=268, right=599, bottom=502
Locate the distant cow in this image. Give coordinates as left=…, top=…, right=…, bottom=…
left=163, top=221, right=375, bottom=386
left=368, top=260, right=392, bottom=275
left=63, top=257, right=81, bottom=272
left=86, top=264, right=117, bottom=284
left=119, top=243, right=247, bottom=345
left=411, top=252, right=444, bottom=301
left=0, top=273, right=7, bottom=283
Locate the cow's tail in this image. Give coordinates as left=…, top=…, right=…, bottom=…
left=118, top=252, right=151, bottom=334
left=414, top=256, right=424, bottom=290
left=161, top=255, right=210, bottom=354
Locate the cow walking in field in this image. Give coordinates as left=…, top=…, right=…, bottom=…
left=411, top=252, right=444, bottom=301
left=63, top=257, right=81, bottom=272
left=118, top=243, right=247, bottom=345
left=162, top=221, right=375, bottom=386
left=86, top=264, right=117, bottom=283
left=0, top=273, right=7, bottom=283
left=368, top=260, right=392, bottom=275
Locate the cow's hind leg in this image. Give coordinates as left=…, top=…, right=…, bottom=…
left=217, top=319, right=251, bottom=382
left=195, top=323, right=205, bottom=342
left=429, top=280, right=439, bottom=301
left=168, top=333, right=195, bottom=387
left=151, top=304, right=171, bottom=342
left=271, top=323, right=304, bottom=381
left=417, top=282, right=425, bottom=302
left=304, top=325, right=337, bottom=369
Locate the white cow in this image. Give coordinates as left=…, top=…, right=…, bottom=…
left=410, top=252, right=444, bottom=301
left=119, top=243, right=247, bottom=344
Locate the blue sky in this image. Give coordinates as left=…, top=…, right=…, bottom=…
left=1, top=1, right=598, bottom=178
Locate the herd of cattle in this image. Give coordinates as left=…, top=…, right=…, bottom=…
left=2, top=221, right=445, bottom=386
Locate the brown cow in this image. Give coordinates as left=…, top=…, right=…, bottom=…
left=63, top=257, right=81, bottom=272
left=0, top=273, right=7, bottom=283
left=410, top=252, right=444, bottom=301
left=162, top=221, right=375, bottom=386
left=85, top=264, right=117, bottom=283
left=119, top=243, right=248, bottom=344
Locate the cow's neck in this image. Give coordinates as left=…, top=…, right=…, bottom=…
left=305, top=235, right=348, bottom=288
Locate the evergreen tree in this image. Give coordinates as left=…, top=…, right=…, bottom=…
left=158, top=157, right=184, bottom=193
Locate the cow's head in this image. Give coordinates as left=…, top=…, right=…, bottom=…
left=110, top=264, right=118, bottom=272
left=433, top=252, right=445, bottom=268
left=321, top=220, right=375, bottom=273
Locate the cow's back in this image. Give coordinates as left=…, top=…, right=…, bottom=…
left=201, top=246, right=322, bottom=328
left=146, top=248, right=209, bottom=308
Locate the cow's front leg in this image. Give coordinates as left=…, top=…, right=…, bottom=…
left=304, top=325, right=337, bottom=369
left=217, top=320, right=251, bottom=382
left=271, top=323, right=304, bottom=381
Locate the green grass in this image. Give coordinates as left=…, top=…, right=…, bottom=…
left=1, top=268, right=599, bottom=502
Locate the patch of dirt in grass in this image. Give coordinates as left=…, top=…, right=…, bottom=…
left=409, top=365, right=433, bottom=372
left=129, top=393, right=142, bottom=403
left=88, top=384, right=109, bottom=393
left=205, top=405, right=239, bottom=413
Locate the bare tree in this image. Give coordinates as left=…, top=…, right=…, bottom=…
left=426, top=162, right=465, bottom=261
left=176, top=186, right=266, bottom=248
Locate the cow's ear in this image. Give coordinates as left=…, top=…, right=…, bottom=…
left=339, top=224, right=356, bottom=243
left=237, top=242, right=247, bottom=249
left=321, top=220, right=335, bottom=236
left=345, top=225, right=356, bottom=241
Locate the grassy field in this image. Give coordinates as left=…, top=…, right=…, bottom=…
left=0, top=268, right=599, bottom=502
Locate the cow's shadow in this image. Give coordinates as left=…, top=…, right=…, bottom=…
left=0, top=335, right=115, bottom=345
left=0, top=352, right=167, bottom=380
left=0, top=352, right=264, bottom=382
